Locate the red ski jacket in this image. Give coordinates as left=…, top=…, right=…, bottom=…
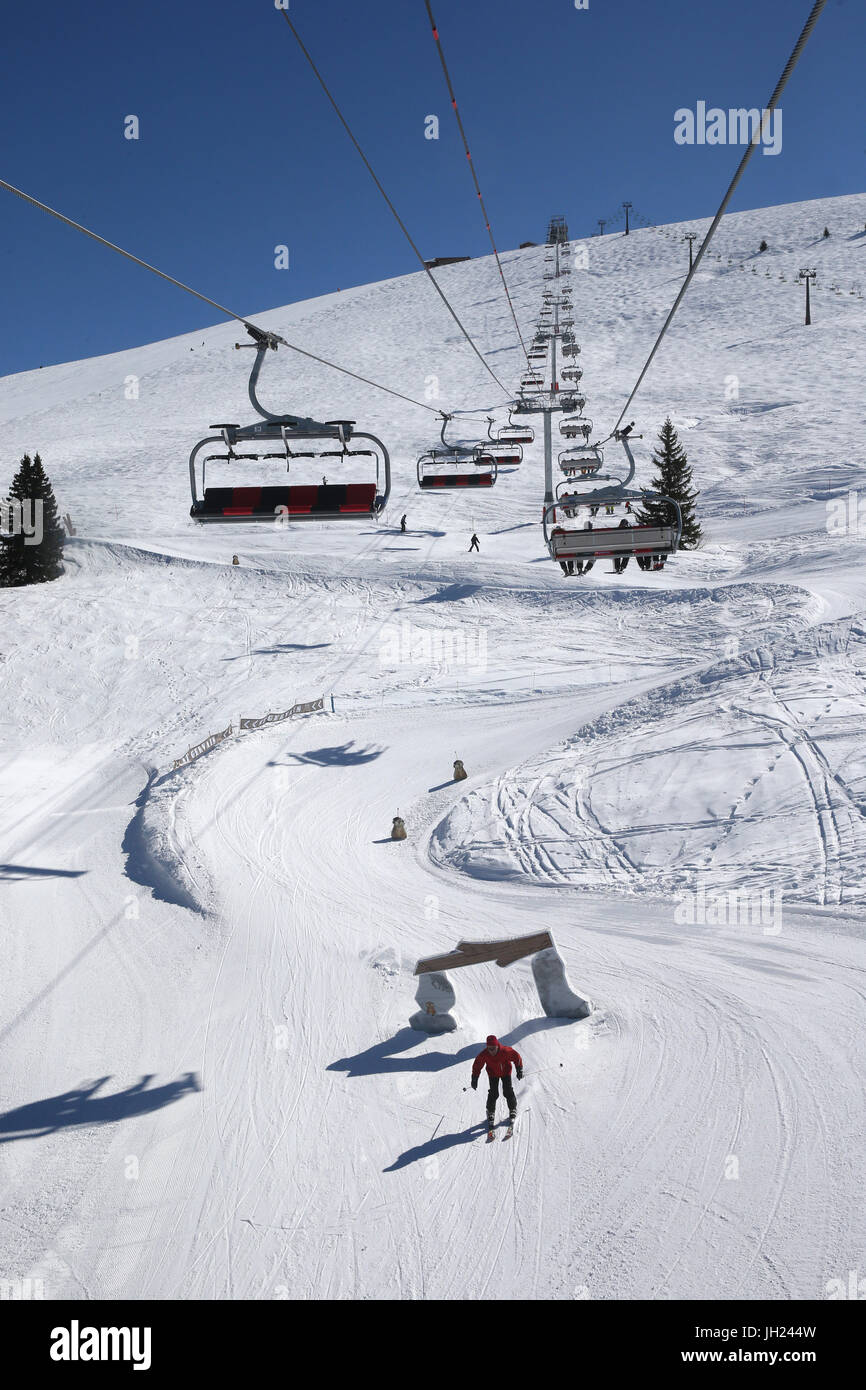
left=472, top=1039, right=523, bottom=1080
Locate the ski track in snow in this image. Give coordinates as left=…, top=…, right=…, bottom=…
left=1, top=194, right=866, bottom=1300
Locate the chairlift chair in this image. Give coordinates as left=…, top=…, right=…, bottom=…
left=485, top=418, right=523, bottom=466
left=499, top=410, right=534, bottom=445
left=559, top=446, right=603, bottom=477
left=511, top=393, right=546, bottom=415
left=415, top=412, right=498, bottom=490
left=417, top=455, right=497, bottom=489
left=543, top=429, right=682, bottom=573
left=560, top=416, right=592, bottom=440
left=189, top=330, right=391, bottom=522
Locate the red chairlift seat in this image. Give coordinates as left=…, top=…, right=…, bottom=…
left=197, top=482, right=379, bottom=520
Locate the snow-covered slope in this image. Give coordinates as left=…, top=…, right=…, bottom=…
left=1, top=192, right=865, bottom=1301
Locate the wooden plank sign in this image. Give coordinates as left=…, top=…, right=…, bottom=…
left=414, top=932, right=553, bottom=976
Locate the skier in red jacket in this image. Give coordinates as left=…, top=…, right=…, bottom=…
left=471, top=1035, right=523, bottom=1129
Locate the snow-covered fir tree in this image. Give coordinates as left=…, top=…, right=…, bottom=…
left=636, top=418, right=702, bottom=548
left=0, top=453, right=65, bottom=587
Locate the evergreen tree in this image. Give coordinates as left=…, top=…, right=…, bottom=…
left=636, top=418, right=702, bottom=548
left=0, top=453, right=65, bottom=587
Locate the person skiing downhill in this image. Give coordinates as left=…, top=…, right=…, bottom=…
left=471, top=1035, right=523, bottom=1130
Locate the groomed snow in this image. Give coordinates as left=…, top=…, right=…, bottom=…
left=1, top=192, right=865, bottom=1300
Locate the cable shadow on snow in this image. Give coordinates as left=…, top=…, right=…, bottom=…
left=0, top=864, right=87, bottom=880
left=226, top=642, right=331, bottom=658
left=0, top=1072, right=201, bottom=1143
left=386, top=529, right=446, bottom=538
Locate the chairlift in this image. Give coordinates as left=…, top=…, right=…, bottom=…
left=559, top=446, right=603, bottom=476
left=416, top=413, right=498, bottom=490
left=511, top=393, right=546, bottom=415
left=499, top=409, right=534, bottom=445
left=189, top=329, right=391, bottom=522
left=543, top=428, right=682, bottom=573
left=484, top=418, right=523, bottom=466
left=560, top=416, right=592, bottom=440
left=560, top=366, right=582, bottom=382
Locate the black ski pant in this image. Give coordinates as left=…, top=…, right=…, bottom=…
left=486, top=1074, right=516, bottom=1117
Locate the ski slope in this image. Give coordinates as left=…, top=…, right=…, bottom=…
left=1, top=192, right=865, bottom=1301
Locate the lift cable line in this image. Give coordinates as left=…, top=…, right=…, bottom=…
left=0, top=176, right=444, bottom=417
left=277, top=9, right=511, bottom=398
left=0, top=177, right=271, bottom=340
left=423, top=0, right=530, bottom=366
left=610, top=0, right=829, bottom=436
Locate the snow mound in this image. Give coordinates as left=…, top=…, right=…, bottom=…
left=431, top=616, right=866, bottom=906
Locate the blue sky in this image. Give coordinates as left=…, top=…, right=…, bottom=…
left=0, top=0, right=860, bottom=375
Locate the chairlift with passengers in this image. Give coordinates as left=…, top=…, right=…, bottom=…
left=543, top=426, right=682, bottom=574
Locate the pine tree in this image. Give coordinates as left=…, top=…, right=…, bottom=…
left=636, top=418, right=702, bottom=548
left=0, top=453, right=65, bottom=587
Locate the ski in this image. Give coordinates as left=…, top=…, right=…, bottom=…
left=486, top=1126, right=496, bottom=1143
left=503, top=1123, right=514, bottom=1141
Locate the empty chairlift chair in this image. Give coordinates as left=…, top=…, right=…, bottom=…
left=189, top=329, right=390, bottom=523
left=498, top=408, right=534, bottom=446
left=417, top=413, right=497, bottom=490
left=485, top=418, right=523, bottom=466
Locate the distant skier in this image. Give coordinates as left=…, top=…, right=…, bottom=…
left=469, top=533, right=480, bottom=553
left=471, top=1035, right=523, bottom=1131
left=400, top=514, right=407, bottom=533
